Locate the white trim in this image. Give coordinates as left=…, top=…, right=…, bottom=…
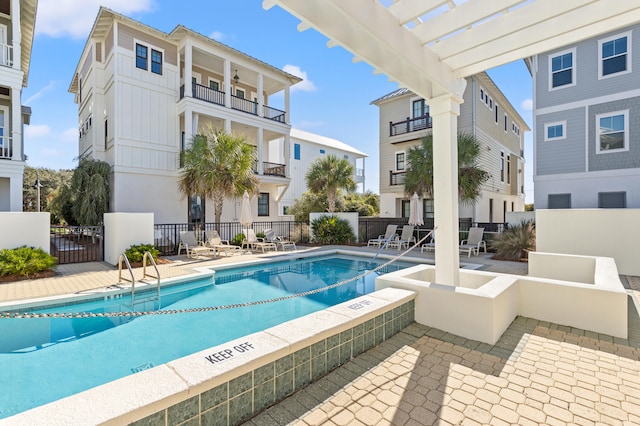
left=548, top=47, right=576, bottom=91
left=208, top=77, right=220, bottom=91
left=598, top=30, right=632, bottom=80
left=534, top=87, right=640, bottom=116
left=534, top=166, right=640, bottom=182
left=595, top=110, right=629, bottom=154
left=191, top=71, right=201, bottom=84
left=544, top=120, right=566, bottom=141
left=409, top=95, right=427, bottom=118
left=395, top=151, right=406, bottom=171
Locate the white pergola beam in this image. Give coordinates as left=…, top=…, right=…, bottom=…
left=387, top=0, right=449, bottom=25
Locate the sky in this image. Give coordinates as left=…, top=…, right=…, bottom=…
left=23, top=0, right=534, bottom=203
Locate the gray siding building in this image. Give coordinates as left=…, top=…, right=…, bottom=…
left=533, top=25, right=640, bottom=209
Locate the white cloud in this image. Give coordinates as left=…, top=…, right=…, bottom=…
left=24, top=81, right=56, bottom=105
left=25, top=124, right=51, bottom=138
left=282, top=64, right=317, bottom=92
left=521, top=98, right=533, bottom=111
left=36, top=0, right=154, bottom=39
left=209, top=31, right=225, bottom=41
left=62, top=128, right=79, bottom=143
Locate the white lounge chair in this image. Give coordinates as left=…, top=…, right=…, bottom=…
left=388, top=225, right=416, bottom=251
left=264, top=229, right=296, bottom=251
left=205, top=230, right=241, bottom=256
left=421, top=234, right=435, bottom=253
left=242, top=229, right=277, bottom=253
left=178, top=230, right=213, bottom=258
left=367, top=224, right=398, bottom=247
left=459, top=227, right=487, bottom=257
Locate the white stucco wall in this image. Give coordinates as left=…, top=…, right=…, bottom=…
left=536, top=209, right=640, bottom=276
left=104, top=213, right=154, bottom=265
left=0, top=212, right=50, bottom=253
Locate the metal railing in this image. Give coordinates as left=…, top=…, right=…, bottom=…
left=389, top=114, right=432, bottom=136
left=262, top=161, right=286, bottom=177
left=0, top=136, right=12, bottom=159
left=389, top=170, right=406, bottom=186
left=0, top=43, right=13, bottom=67
left=263, top=105, right=286, bottom=123
left=231, top=94, right=258, bottom=115
left=50, top=225, right=104, bottom=264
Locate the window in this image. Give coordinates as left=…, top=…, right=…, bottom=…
left=236, top=89, right=245, bottom=99
left=412, top=99, right=427, bottom=118
left=395, top=152, right=405, bottom=171
left=151, top=49, right=162, bottom=75
left=209, top=80, right=220, bottom=91
left=258, top=193, right=269, bottom=216
left=283, top=206, right=289, bottom=215
left=294, top=143, right=300, bottom=160
left=507, top=155, right=511, bottom=184
left=319, top=149, right=325, bottom=154
left=401, top=200, right=410, bottom=218
left=544, top=121, right=566, bottom=141
left=599, top=32, right=631, bottom=78
left=489, top=199, right=494, bottom=223
left=104, top=119, right=108, bottom=150
left=548, top=193, right=571, bottom=209
left=344, top=155, right=349, bottom=160
left=598, top=192, right=626, bottom=208
left=549, top=49, right=575, bottom=89
left=494, top=104, right=499, bottom=124
left=500, top=152, right=505, bottom=182
left=504, top=114, right=508, bottom=131
left=596, top=111, right=628, bottom=153
left=135, top=43, right=147, bottom=70
left=423, top=199, right=434, bottom=219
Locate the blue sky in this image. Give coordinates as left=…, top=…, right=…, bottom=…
left=24, top=0, right=533, bottom=203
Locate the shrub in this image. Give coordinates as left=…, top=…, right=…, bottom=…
left=0, top=246, right=57, bottom=278
left=124, top=244, right=159, bottom=263
left=491, top=220, right=535, bottom=261
left=311, top=215, right=355, bottom=244
left=231, top=233, right=245, bottom=246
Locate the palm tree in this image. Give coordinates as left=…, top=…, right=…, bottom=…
left=404, top=132, right=489, bottom=204
left=178, top=126, right=259, bottom=225
left=305, top=154, right=356, bottom=212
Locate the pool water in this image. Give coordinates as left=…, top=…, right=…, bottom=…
left=0, top=255, right=413, bottom=418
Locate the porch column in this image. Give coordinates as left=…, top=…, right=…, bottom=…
left=11, top=0, right=20, bottom=70
left=430, top=93, right=463, bottom=286
left=184, top=41, right=192, bottom=98
left=284, top=86, right=291, bottom=124
left=192, top=113, right=199, bottom=135
left=10, top=87, right=22, bottom=161
left=184, top=108, right=193, bottom=146
left=257, top=128, right=264, bottom=174
left=224, top=118, right=231, bottom=134
left=224, top=59, right=231, bottom=108
left=284, top=133, right=291, bottom=178
left=257, top=73, right=264, bottom=117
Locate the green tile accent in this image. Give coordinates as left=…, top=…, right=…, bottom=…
left=364, top=318, right=375, bottom=332
left=294, top=361, right=311, bottom=390
left=375, top=314, right=384, bottom=328
left=129, top=410, right=165, bottom=426
left=363, top=330, right=375, bottom=351
left=339, top=342, right=351, bottom=364
left=353, top=323, right=364, bottom=337
left=229, top=372, right=252, bottom=398
left=311, top=354, right=327, bottom=380
left=311, top=339, right=326, bottom=357
left=253, top=379, right=275, bottom=413
left=254, top=362, right=274, bottom=385
left=275, top=354, right=293, bottom=375
left=326, top=346, right=340, bottom=371
left=294, top=347, right=311, bottom=364
left=229, top=390, right=253, bottom=425
left=393, top=306, right=402, bottom=318
left=177, top=417, right=199, bottom=426
left=375, top=326, right=384, bottom=345
left=352, top=334, right=364, bottom=357
left=384, top=323, right=394, bottom=339
left=326, top=334, right=340, bottom=349
left=339, top=329, right=352, bottom=344
left=200, top=403, right=228, bottom=426
left=384, top=311, right=393, bottom=324
left=201, top=382, right=228, bottom=411
left=275, top=370, right=294, bottom=401
left=167, top=395, right=199, bottom=426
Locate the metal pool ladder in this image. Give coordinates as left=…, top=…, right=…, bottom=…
left=117, top=252, right=161, bottom=309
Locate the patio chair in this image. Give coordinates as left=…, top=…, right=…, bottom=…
left=205, top=230, right=241, bottom=257
left=421, top=234, right=436, bottom=253
left=459, top=227, right=487, bottom=257
left=264, top=229, right=297, bottom=251
left=367, top=224, right=398, bottom=247
left=242, top=229, right=277, bottom=253
left=388, top=225, right=416, bottom=251
left=178, top=230, right=213, bottom=259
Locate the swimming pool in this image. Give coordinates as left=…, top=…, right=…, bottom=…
left=0, top=254, right=415, bottom=418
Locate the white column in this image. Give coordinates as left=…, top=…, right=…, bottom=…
left=184, top=109, right=193, bottom=146
left=257, top=74, right=264, bottom=117
left=184, top=41, right=192, bottom=98
left=284, top=86, right=291, bottom=124
left=257, top=128, right=264, bottom=174
left=224, top=59, right=231, bottom=108
left=192, top=113, right=199, bottom=135
left=224, top=118, right=231, bottom=134
left=10, top=87, right=21, bottom=161
left=284, top=133, right=291, bottom=178
left=430, top=93, right=463, bottom=286
left=11, top=0, right=20, bottom=70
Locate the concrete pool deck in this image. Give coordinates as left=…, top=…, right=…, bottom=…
left=1, top=247, right=639, bottom=425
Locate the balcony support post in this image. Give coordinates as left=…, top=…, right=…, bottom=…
left=11, top=0, right=20, bottom=69
left=10, top=86, right=21, bottom=161
left=284, top=86, right=290, bottom=124
left=184, top=41, right=192, bottom=98
left=257, top=74, right=264, bottom=117
left=224, top=59, right=231, bottom=108
left=257, top=128, right=264, bottom=174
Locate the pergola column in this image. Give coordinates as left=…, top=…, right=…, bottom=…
left=430, top=93, right=462, bottom=286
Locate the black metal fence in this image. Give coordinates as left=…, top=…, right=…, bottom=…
left=50, top=225, right=104, bottom=264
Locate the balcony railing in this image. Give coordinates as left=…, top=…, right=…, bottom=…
left=253, top=161, right=286, bottom=177
left=0, top=43, right=13, bottom=67
left=180, top=83, right=287, bottom=123
left=389, top=170, right=406, bottom=186
left=0, top=136, right=12, bottom=159
left=389, top=114, right=432, bottom=136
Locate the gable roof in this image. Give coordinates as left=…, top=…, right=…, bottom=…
left=290, top=128, right=368, bottom=157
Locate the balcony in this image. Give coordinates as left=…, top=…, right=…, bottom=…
left=389, top=170, right=406, bottom=186
left=253, top=161, right=286, bottom=177
left=180, top=83, right=286, bottom=123
left=0, top=43, right=13, bottom=68
left=389, top=114, right=432, bottom=137
left=0, top=136, right=12, bottom=159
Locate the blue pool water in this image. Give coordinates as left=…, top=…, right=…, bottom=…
left=0, top=255, right=414, bottom=418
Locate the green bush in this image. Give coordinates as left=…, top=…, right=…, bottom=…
left=124, top=244, right=159, bottom=263
left=0, top=246, right=57, bottom=278
left=231, top=233, right=245, bottom=246
left=491, top=220, right=535, bottom=261
left=311, top=215, right=355, bottom=244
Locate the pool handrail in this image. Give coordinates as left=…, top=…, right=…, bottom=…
left=117, top=253, right=136, bottom=305
left=142, top=251, right=161, bottom=307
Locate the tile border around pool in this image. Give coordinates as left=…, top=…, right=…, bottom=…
left=3, top=287, right=415, bottom=425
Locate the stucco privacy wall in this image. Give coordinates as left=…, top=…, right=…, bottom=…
left=536, top=209, right=640, bottom=276
left=0, top=213, right=50, bottom=253
left=104, top=213, right=154, bottom=265
left=309, top=212, right=359, bottom=243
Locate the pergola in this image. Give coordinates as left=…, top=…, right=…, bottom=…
left=263, top=0, right=640, bottom=286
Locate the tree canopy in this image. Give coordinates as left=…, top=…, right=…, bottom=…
left=305, top=154, right=356, bottom=212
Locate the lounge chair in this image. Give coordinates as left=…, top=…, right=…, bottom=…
left=178, top=230, right=213, bottom=258
left=367, top=224, right=398, bottom=247
left=264, top=229, right=297, bottom=251
left=388, top=225, right=416, bottom=251
left=421, top=234, right=435, bottom=253
left=459, top=227, right=487, bottom=257
left=242, top=229, right=277, bottom=253
left=205, top=230, right=241, bottom=256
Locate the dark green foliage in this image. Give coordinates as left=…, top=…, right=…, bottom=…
left=311, top=215, right=355, bottom=244
left=231, top=233, right=245, bottom=246
left=343, top=191, right=380, bottom=217
left=0, top=246, right=57, bottom=278
left=289, top=190, right=379, bottom=222
left=305, top=155, right=356, bottom=212
left=23, top=166, right=74, bottom=223
left=525, top=203, right=535, bottom=211
left=491, top=220, right=536, bottom=261
left=124, top=244, right=160, bottom=263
